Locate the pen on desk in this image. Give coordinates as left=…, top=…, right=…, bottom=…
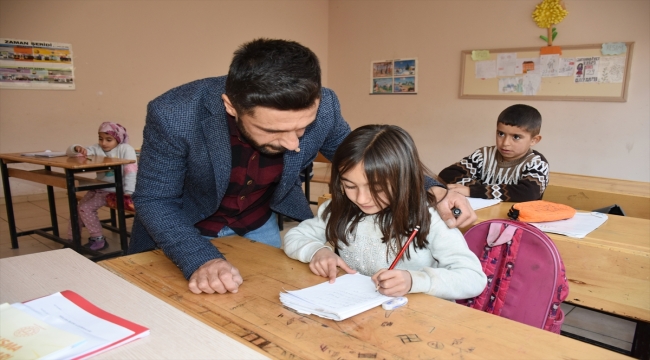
left=86, top=158, right=92, bottom=161
left=376, top=225, right=420, bottom=291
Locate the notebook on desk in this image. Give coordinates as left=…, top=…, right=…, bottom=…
left=21, top=150, right=67, bottom=158
left=280, top=273, right=392, bottom=321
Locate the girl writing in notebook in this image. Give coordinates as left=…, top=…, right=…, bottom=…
left=284, top=125, right=486, bottom=299
left=66, top=122, right=138, bottom=251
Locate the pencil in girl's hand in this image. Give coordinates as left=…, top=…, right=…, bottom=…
left=388, top=226, right=421, bottom=270
left=376, top=226, right=421, bottom=292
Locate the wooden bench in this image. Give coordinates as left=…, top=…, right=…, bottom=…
left=545, top=172, right=650, bottom=219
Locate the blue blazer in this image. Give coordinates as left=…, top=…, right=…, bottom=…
left=129, top=76, right=351, bottom=278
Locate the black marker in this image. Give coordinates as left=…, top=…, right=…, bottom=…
left=452, top=207, right=462, bottom=218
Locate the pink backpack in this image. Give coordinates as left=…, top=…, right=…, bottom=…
left=458, top=219, right=569, bottom=333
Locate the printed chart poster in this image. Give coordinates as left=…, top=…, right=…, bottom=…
left=371, top=58, right=417, bottom=94
left=574, top=57, right=599, bottom=84
left=0, top=38, right=74, bottom=90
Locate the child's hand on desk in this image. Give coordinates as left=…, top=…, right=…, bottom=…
left=309, top=248, right=356, bottom=283
left=74, top=146, right=88, bottom=156
left=372, top=269, right=412, bottom=297
left=188, top=258, right=243, bottom=294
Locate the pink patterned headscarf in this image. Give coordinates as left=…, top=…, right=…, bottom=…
left=98, top=122, right=129, bottom=144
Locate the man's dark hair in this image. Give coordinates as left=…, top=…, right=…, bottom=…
left=497, top=104, right=542, bottom=136
left=225, top=38, right=321, bottom=116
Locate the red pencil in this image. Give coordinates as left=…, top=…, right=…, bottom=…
left=388, top=225, right=421, bottom=270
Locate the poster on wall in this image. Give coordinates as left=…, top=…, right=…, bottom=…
left=370, top=58, right=417, bottom=94
left=0, top=38, right=74, bottom=90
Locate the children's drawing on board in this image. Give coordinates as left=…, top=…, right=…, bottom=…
left=574, top=57, right=599, bottom=83
left=597, top=55, right=625, bottom=83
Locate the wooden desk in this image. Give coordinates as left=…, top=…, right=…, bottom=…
left=545, top=172, right=650, bottom=219
left=0, top=153, right=134, bottom=260
left=471, top=202, right=650, bottom=357
left=99, top=237, right=628, bottom=359
left=0, top=249, right=267, bottom=359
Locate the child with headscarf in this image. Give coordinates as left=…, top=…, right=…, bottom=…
left=66, top=122, right=138, bottom=251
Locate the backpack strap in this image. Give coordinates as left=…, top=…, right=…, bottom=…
left=490, top=225, right=522, bottom=316
left=467, top=222, right=507, bottom=310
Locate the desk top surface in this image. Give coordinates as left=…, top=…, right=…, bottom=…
left=0, top=249, right=267, bottom=360
left=99, top=237, right=627, bottom=360
left=471, top=202, right=650, bottom=255
left=0, top=152, right=135, bottom=169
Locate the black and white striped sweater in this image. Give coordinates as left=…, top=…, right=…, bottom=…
left=439, top=146, right=549, bottom=202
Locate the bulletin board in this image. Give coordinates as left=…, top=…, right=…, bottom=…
left=459, top=42, right=634, bottom=102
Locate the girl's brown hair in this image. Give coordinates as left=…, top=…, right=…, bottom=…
left=323, top=124, right=439, bottom=260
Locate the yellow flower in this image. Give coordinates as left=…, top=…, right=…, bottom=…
left=532, top=0, right=568, bottom=28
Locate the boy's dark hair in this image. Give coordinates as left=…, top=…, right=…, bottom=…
left=225, top=38, right=321, bottom=116
left=497, top=104, right=542, bottom=136
left=324, top=124, right=440, bottom=260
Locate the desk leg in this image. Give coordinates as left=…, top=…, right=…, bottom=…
left=65, top=169, right=81, bottom=250
left=632, top=321, right=650, bottom=360
left=44, top=166, right=59, bottom=237
left=114, top=166, right=128, bottom=253
left=1, top=161, right=18, bottom=248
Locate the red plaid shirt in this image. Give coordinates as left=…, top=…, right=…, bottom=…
left=195, top=115, right=284, bottom=237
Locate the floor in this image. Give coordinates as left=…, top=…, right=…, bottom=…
left=0, top=169, right=636, bottom=353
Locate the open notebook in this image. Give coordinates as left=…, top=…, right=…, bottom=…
left=280, top=273, right=392, bottom=321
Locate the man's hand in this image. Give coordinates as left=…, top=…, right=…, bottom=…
left=309, top=248, right=356, bottom=283
left=188, top=258, right=243, bottom=294
left=372, top=269, right=412, bottom=297
left=447, top=184, right=470, bottom=196
left=430, top=186, right=477, bottom=228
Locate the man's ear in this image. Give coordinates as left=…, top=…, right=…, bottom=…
left=221, top=94, right=238, bottom=117
left=531, top=134, right=542, bottom=146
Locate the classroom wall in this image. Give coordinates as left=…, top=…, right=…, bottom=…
left=328, top=0, right=650, bottom=182
left=0, top=0, right=329, bottom=197
left=1, top=0, right=648, bottom=200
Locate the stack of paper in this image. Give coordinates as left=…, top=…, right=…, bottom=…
left=2, top=290, right=149, bottom=360
left=530, top=212, right=608, bottom=238
left=280, top=273, right=392, bottom=321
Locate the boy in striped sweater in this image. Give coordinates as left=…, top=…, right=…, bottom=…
left=439, top=104, right=548, bottom=202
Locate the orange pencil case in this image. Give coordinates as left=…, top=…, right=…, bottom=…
left=507, top=200, right=576, bottom=223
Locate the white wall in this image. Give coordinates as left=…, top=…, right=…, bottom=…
left=328, top=0, right=649, bottom=182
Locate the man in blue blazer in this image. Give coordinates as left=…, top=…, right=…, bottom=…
left=130, top=38, right=476, bottom=295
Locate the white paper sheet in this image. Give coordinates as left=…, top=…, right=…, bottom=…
left=497, top=53, right=517, bottom=77
left=523, top=71, right=542, bottom=95
left=540, top=54, right=560, bottom=77
left=280, top=273, right=391, bottom=321
left=475, top=60, right=496, bottom=79
left=467, top=197, right=502, bottom=211
left=529, top=212, right=608, bottom=239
